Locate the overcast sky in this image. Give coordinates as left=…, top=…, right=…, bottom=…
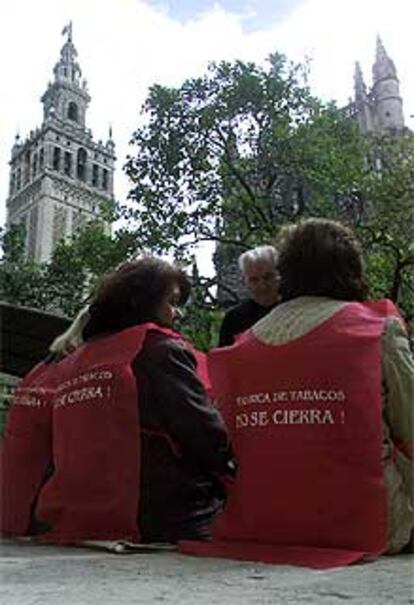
left=1, top=0, right=413, bottom=244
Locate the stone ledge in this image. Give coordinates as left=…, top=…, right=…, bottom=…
left=1, top=540, right=413, bottom=605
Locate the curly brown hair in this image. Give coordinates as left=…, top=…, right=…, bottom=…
left=83, top=257, right=191, bottom=339
left=277, top=218, right=368, bottom=302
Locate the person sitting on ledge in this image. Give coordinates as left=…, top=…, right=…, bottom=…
left=1, top=257, right=235, bottom=545
left=182, top=218, right=413, bottom=567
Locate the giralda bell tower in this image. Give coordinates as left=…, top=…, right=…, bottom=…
left=6, top=23, right=116, bottom=262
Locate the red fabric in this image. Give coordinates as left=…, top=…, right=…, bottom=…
left=183, top=300, right=399, bottom=567
left=1, top=323, right=209, bottom=544
left=180, top=540, right=366, bottom=569
left=36, top=324, right=172, bottom=543
left=1, top=361, right=58, bottom=535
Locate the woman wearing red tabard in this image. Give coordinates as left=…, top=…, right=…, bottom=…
left=182, top=219, right=413, bottom=567
left=1, top=258, right=235, bottom=544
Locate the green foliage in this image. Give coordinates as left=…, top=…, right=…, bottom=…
left=0, top=221, right=140, bottom=318
left=125, top=54, right=364, bottom=258
left=356, top=133, right=414, bottom=322
left=180, top=304, right=224, bottom=352
left=178, top=263, right=224, bottom=350
left=125, top=51, right=414, bottom=342
left=42, top=221, right=140, bottom=315
left=0, top=224, right=46, bottom=308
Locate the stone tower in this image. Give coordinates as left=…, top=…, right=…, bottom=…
left=6, top=23, right=116, bottom=262
left=353, top=61, right=373, bottom=133
left=372, top=35, right=405, bottom=131
left=353, top=36, right=405, bottom=134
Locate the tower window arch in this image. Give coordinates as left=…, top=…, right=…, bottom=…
left=68, top=101, right=79, bottom=122
left=24, top=151, right=31, bottom=184
left=32, top=154, right=38, bottom=178
left=64, top=151, right=72, bottom=177
left=92, top=164, right=99, bottom=187
left=77, top=148, right=87, bottom=181
left=53, top=147, right=61, bottom=171
left=102, top=168, right=108, bottom=191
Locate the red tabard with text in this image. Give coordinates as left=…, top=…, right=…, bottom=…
left=35, top=323, right=192, bottom=544
left=0, top=361, right=58, bottom=535
left=184, top=300, right=400, bottom=567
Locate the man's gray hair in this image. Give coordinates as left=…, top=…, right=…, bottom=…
left=238, top=245, right=278, bottom=274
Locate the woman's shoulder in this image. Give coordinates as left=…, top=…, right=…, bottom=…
left=144, top=327, right=186, bottom=347
left=140, top=329, right=194, bottom=363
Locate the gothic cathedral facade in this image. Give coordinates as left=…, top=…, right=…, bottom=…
left=6, top=24, right=116, bottom=263
left=352, top=36, right=406, bottom=134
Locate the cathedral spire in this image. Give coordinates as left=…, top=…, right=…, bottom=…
left=371, top=35, right=404, bottom=131
left=373, top=35, right=397, bottom=82
left=53, top=21, right=83, bottom=86
left=354, top=61, right=367, bottom=100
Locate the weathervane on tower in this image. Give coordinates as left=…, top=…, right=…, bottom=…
left=61, top=21, right=72, bottom=42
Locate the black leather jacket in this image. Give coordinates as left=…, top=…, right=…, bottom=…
left=133, top=330, right=235, bottom=542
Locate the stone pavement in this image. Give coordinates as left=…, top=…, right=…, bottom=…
left=1, top=540, right=413, bottom=605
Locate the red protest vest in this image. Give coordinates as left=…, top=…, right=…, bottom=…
left=35, top=323, right=176, bottom=543
left=181, top=300, right=399, bottom=567
left=35, top=323, right=207, bottom=544
left=1, top=361, right=58, bottom=535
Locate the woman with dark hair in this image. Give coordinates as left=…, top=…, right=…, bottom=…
left=276, top=219, right=367, bottom=302
left=1, top=257, right=235, bottom=546
left=82, top=257, right=192, bottom=338
left=183, top=219, right=412, bottom=567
